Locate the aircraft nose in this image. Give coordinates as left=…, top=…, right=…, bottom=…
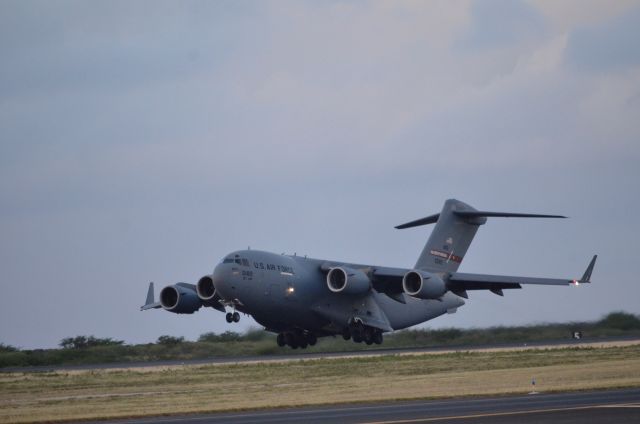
left=212, top=263, right=236, bottom=300
left=212, top=263, right=227, bottom=288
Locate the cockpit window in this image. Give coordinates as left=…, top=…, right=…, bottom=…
left=223, top=257, right=250, bottom=266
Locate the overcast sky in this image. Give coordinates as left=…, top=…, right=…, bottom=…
left=1, top=0, right=639, bottom=349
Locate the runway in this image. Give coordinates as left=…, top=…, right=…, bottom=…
left=99, top=388, right=640, bottom=424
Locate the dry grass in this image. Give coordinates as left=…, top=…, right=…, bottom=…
left=1, top=344, right=640, bottom=423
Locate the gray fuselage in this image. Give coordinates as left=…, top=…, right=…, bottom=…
left=212, top=250, right=464, bottom=335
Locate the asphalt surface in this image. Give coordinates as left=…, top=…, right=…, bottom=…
left=4, top=336, right=638, bottom=373
left=96, top=388, right=640, bottom=424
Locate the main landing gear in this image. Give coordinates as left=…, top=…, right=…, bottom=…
left=342, top=324, right=383, bottom=345
left=225, top=311, right=240, bottom=323
left=276, top=330, right=317, bottom=349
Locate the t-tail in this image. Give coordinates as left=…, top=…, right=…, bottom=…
left=396, top=199, right=566, bottom=273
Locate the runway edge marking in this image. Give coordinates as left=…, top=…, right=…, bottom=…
left=363, top=403, right=640, bottom=424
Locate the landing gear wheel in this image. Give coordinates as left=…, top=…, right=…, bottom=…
left=232, top=312, right=240, bottom=323
left=291, top=331, right=306, bottom=349
left=342, top=329, right=351, bottom=341
left=307, top=333, right=317, bottom=346
left=363, top=327, right=374, bottom=345
left=284, top=333, right=296, bottom=349
left=225, top=312, right=233, bottom=323
left=352, top=333, right=363, bottom=343
left=276, top=333, right=286, bottom=347
left=374, top=331, right=383, bottom=345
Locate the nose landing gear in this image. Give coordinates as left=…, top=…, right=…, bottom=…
left=222, top=300, right=243, bottom=324
left=225, top=311, right=240, bottom=323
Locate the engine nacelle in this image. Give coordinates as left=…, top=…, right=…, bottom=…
left=402, top=270, right=447, bottom=300
left=327, top=267, right=371, bottom=295
left=196, top=275, right=217, bottom=301
left=160, top=284, right=202, bottom=314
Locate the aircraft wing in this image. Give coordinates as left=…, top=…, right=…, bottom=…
left=448, top=255, right=597, bottom=296
left=369, top=255, right=596, bottom=299
left=321, top=255, right=596, bottom=299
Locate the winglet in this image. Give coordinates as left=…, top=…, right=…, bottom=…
left=145, top=282, right=155, bottom=304
left=578, top=255, right=597, bottom=283
left=141, top=282, right=162, bottom=311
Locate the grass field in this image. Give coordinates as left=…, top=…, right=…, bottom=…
left=1, top=343, right=640, bottom=423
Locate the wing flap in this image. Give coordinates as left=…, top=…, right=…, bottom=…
left=449, top=272, right=570, bottom=288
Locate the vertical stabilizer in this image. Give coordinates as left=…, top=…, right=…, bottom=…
left=404, top=199, right=485, bottom=273
left=396, top=199, right=567, bottom=273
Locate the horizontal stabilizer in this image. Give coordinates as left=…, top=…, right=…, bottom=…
left=395, top=213, right=440, bottom=229
left=454, top=211, right=567, bottom=219
left=396, top=210, right=566, bottom=229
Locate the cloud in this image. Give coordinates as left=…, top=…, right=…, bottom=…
left=457, top=0, right=547, bottom=51
left=565, top=5, right=640, bottom=72
left=532, top=0, right=639, bottom=30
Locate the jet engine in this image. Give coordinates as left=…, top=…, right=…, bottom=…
left=402, top=270, right=447, bottom=300
left=196, top=275, right=217, bottom=301
left=327, top=267, right=371, bottom=295
left=160, top=284, right=202, bottom=314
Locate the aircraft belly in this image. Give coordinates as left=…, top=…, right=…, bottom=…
left=376, top=292, right=464, bottom=330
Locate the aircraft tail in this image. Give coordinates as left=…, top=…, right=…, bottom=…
left=396, top=199, right=565, bottom=273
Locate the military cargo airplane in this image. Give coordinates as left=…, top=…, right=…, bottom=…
left=142, top=199, right=596, bottom=348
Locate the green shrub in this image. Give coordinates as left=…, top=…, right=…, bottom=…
left=157, top=335, right=185, bottom=345
left=598, top=312, right=640, bottom=330
left=243, top=328, right=270, bottom=342
left=4, top=311, right=640, bottom=369
left=0, top=343, right=18, bottom=353
left=198, top=331, right=241, bottom=343
left=60, top=336, right=124, bottom=349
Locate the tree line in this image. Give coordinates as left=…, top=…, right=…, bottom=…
left=1, top=312, right=639, bottom=368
